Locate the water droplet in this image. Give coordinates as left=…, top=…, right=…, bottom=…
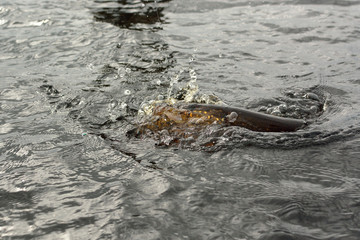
left=120, top=102, right=127, bottom=109
left=87, top=63, right=94, bottom=71
left=188, top=83, right=197, bottom=90
left=0, top=19, right=8, bottom=26
left=124, top=89, right=131, bottom=95
left=125, top=68, right=131, bottom=73
left=278, top=104, right=287, bottom=113
left=226, top=112, right=238, bottom=123
left=118, top=68, right=125, bottom=78
left=157, top=95, right=165, bottom=100
left=109, top=101, right=117, bottom=109
left=309, top=105, right=318, bottom=113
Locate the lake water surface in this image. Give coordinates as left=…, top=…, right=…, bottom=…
left=1, top=0, right=360, bottom=239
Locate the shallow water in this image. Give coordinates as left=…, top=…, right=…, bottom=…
left=1, top=0, right=360, bottom=239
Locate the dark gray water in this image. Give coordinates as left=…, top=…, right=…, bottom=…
left=1, top=0, right=360, bottom=239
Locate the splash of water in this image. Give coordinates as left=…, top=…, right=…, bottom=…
left=138, top=67, right=221, bottom=117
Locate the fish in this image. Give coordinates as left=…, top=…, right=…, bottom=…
left=130, top=103, right=307, bottom=139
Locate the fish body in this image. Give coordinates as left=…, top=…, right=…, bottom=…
left=183, top=104, right=307, bottom=132
left=134, top=103, right=307, bottom=136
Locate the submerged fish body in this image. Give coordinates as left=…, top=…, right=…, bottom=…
left=131, top=103, right=307, bottom=139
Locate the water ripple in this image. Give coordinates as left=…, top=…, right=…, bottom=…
left=2, top=0, right=360, bottom=239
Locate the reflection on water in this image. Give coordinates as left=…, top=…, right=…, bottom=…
left=92, top=0, right=170, bottom=29
left=1, top=0, right=360, bottom=239
left=89, top=0, right=176, bottom=74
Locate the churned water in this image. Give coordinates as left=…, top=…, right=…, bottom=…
left=1, top=0, right=360, bottom=239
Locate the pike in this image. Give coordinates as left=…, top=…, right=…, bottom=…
left=135, top=103, right=307, bottom=134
